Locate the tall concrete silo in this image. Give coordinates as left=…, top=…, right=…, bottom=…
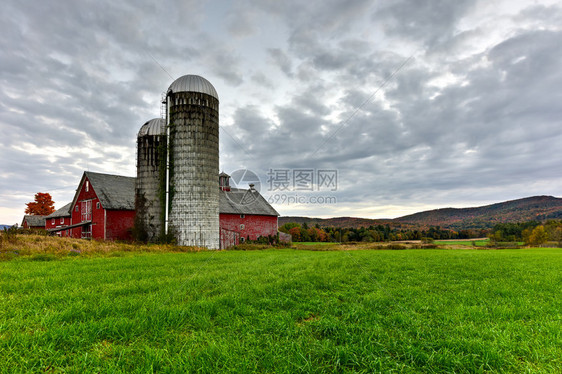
left=166, top=75, right=220, bottom=249
left=135, top=118, right=166, bottom=242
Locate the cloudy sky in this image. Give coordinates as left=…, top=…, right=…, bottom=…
left=1, top=0, right=561, bottom=224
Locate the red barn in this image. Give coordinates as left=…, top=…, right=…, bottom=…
left=45, top=203, right=72, bottom=236
left=21, top=215, right=46, bottom=230
left=47, top=171, right=283, bottom=247
left=219, top=189, right=279, bottom=247
left=218, top=173, right=280, bottom=248
left=52, top=171, right=135, bottom=241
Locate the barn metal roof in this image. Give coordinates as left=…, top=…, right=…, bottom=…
left=76, top=172, right=136, bottom=210
left=219, top=188, right=279, bottom=216
left=21, top=215, right=46, bottom=227
left=46, top=203, right=72, bottom=218
left=138, top=118, right=165, bottom=137
left=167, top=75, right=219, bottom=100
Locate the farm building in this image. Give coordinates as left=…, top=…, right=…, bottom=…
left=47, top=171, right=136, bottom=241
left=166, top=75, right=220, bottom=248
left=135, top=118, right=166, bottom=242
left=21, top=215, right=46, bottom=230
left=46, top=170, right=280, bottom=246
left=135, top=74, right=283, bottom=248
left=45, top=203, right=72, bottom=237
left=36, top=74, right=286, bottom=247
left=69, top=171, right=135, bottom=240
left=218, top=173, right=279, bottom=247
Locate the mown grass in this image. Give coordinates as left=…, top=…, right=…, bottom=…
left=1, top=246, right=561, bottom=372
left=436, top=239, right=490, bottom=247
left=436, top=239, right=531, bottom=249
left=293, top=242, right=343, bottom=251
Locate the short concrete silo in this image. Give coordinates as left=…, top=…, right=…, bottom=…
left=135, top=118, right=166, bottom=242
left=166, top=75, right=219, bottom=249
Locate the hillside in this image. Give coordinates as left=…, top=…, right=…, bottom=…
left=279, top=196, right=562, bottom=230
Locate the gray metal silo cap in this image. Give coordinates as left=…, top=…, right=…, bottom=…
left=138, top=118, right=166, bottom=137
left=167, top=75, right=219, bottom=101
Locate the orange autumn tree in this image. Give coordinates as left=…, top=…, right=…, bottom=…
left=25, top=192, right=55, bottom=216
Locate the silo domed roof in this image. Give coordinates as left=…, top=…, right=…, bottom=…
left=138, top=118, right=166, bottom=137
left=167, top=75, right=219, bottom=100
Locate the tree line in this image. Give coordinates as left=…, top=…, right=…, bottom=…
left=279, top=220, right=562, bottom=246
left=488, top=220, right=562, bottom=246
left=279, top=222, right=488, bottom=243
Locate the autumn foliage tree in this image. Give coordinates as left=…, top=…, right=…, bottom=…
left=25, top=192, right=55, bottom=216
left=527, top=225, right=548, bottom=246
left=288, top=226, right=302, bottom=242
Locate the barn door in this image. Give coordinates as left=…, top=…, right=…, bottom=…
left=81, top=200, right=92, bottom=222
left=81, top=224, right=92, bottom=239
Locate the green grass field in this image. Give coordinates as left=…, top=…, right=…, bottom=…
left=435, top=239, right=490, bottom=247
left=1, top=247, right=561, bottom=373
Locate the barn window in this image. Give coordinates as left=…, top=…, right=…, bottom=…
left=85, top=181, right=89, bottom=192
left=60, top=217, right=64, bottom=224
left=52, top=218, right=55, bottom=225
left=240, top=224, right=245, bottom=230
left=75, top=206, right=78, bottom=212
left=97, top=202, right=100, bottom=209
left=81, top=200, right=92, bottom=222
left=240, top=214, right=245, bottom=218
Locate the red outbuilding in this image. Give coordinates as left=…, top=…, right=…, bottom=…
left=45, top=203, right=72, bottom=237
left=21, top=215, right=46, bottom=230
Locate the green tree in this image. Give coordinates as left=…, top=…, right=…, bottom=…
left=300, top=227, right=311, bottom=242
left=551, top=226, right=562, bottom=246
left=279, top=222, right=300, bottom=234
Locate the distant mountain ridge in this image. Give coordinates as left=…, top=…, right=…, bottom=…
left=279, top=196, right=562, bottom=230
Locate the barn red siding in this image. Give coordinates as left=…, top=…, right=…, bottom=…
left=105, top=210, right=135, bottom=241
left=219, top=214, right=278, bottom=242
left=71, top=177, right=98, bottom=238
left=69, top=176, right=135, bottom=240
left=45, top=216, right=72, bottom=237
